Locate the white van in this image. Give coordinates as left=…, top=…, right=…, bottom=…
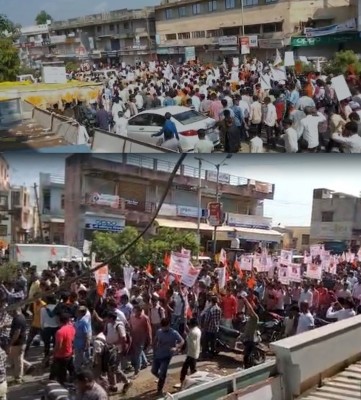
left=16, top=74, right=36, bottom=83
left=9, top=244, right=85, bottom=273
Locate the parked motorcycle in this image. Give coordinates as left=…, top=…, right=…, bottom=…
left=216, top=325, right=266, bottom=367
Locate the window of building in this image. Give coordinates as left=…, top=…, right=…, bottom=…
left=206, top=29, right=223, bottom=38
left=192, top=30, right=206, bottom=39
left=263, top=22, right=283, bottom=33
left=124, top=22, right=130, bottom=30
left=179, top=6, right=187, bottom=17
left=166, top=33, right=177, bottom=41
left=0, top=195, right=7, bottom=208
left=11, top=191, right=20, bottom=207
left=61, top=194, right=65, bottom=209
left=192, top=3, right=201, bottom=15
left=243, top=0, right=259, bottom=6
left=178, top=32, right=191, bottom=39
left=244, top=24, right=261, bottom=34
left=265, top=0, right=278, bottom=2
left=321, top=211, right=334, bottom=222
left=223, top=27, right=239, bottom=35
left=43, top=189, right=51, bottom=213
left=97, top=26, right=102, bottom=33
left=109, top=24, right=114, bottom=31
left=225, top=0, right=235, bottom=9
left=301, top=234, right=310, bottom=245
left=208, top=0, right=217, bottom=12
left=165, top=9, right=173, bottom=19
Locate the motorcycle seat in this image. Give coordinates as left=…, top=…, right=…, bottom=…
left=219, top=325, right=240, bottom=338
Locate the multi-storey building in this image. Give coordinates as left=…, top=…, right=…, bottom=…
left=0, top=155, right=10, bottom=248
left=155, top=0, right=357, bottom=62
left=9, top=186, right=33, bottom=243
left=39, top=173, right=65, bottom=244
left=310, top=188, right=361, bottom=248
left=64, top=154, right=281, bottom=252
left=49, top=8, right=156, bottom=64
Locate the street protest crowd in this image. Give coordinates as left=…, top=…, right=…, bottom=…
left=0, top=244, right=360, bottom=400
left=53, top=55, right=361, bottom=153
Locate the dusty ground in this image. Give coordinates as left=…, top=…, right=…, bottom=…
left=7, top=346, right=247, bottom=400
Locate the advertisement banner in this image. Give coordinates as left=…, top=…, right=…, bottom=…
left=218, top=36, right=238, bottom=46
left=240, top=36, right=250, bottom=55
left=207, top=202, right=223, bottom=226
left=249, top=35, right=258, bottom=48
left=291, top=33, right=358, bottom=47
left=177, top=205, right=201, bottom=218
left=185, top=46, right=196, bottom=62
left=258, top=38, right=284, bottom=49
left=304, top=18, right=356, bottom=37
left=84, top=215, right=125, bottom=233
left=89, top=193, right=120, bottom=208
left=206, top=170, right=230, bottom=184
left=168, top=251, right=190, bottom=276
left=227, top=213, right=272, bottom=230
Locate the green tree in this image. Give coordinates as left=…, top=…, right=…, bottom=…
left=35, top=10, right=52, bottom=25
left=0, top=14, right=20, bottom=81
left=91, top=226, right=199, bottom=273
left=324, top=50, right=361, bottom=76
left=0, top=262, right=18, bottom=283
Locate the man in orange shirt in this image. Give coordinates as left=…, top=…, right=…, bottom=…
left=220, top=289, right=237, bottom=328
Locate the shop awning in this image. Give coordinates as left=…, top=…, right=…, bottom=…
left=155, top=218, right=283, bottom=243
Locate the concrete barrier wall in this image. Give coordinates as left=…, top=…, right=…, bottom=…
left=168, top=361, right=277, bottom=400
left=271, top=315, right=361, bottom=398
left=92, top=129, right=174, bottom=153
left=52, top=114, right=79, bottom=145
left=32, top=107, right=52, bottom=130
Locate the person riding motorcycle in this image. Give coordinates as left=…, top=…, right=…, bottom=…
left=241, top=295, right=260, bottom=369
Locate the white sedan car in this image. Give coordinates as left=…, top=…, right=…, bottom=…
left=127, top=106, right=220, bottom=152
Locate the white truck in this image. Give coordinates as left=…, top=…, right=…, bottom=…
left=9, top=244, right=85, bottom=273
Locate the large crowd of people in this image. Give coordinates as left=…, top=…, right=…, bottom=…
left=0, top=246, right=360, bottom=400
left=50, top=58, right=361, bottom=153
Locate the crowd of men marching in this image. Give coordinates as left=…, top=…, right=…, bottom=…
left=0, top=245, right=360, bottom=400
left=55, top=57, right=361, bottom=153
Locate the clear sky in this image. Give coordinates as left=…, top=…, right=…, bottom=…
left=4, top=153, right=361, bottom=227
left=1, top=0, right=158, bottom=26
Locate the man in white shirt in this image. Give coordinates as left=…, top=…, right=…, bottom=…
left=263, top=97, right=277, bottom=149
left=298, top=284, right=313, bottom=307
left=135, top=90, right=144, bottom=111
left=194, top=129, right=214, bottom=153
left=249, top=95, right=262, bottom=136
left=326, top=299, right=356, bottom=321
left=296, top=302, right=314, bottom=334
left=111, top=98, right=125, bottom=121
left=180, top=318, right=202, bottom=387
left=114, top=111, right=128, bottom=136
left=298, top=107, right=326, bottom=151
left=249, top=132, right=264, bottom=153
left=281, top=118, right=298, bottom=153
left=331, top=121, right=361, bottom=153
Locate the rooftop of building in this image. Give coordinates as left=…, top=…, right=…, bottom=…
left=50, top=7, right=155, bottom=29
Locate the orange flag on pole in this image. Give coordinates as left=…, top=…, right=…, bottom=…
left=146, top=263, right=152, bottom=275
left=234, top=258, right=243, bottom=279
left=97, top=281, right=105, bottom=297
left=163, top=252, right=171, bottom=267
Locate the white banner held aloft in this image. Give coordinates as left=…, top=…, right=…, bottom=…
left=278, top=265, right=289, bottom=285
left=288, top=263, right=301, bottom=282
left=168, top=251, right=191, bottom=276
left=284, top=51, right=295, bottom=66
left=331, top=75, right=352, bottom=101
left=260, top=74, right=271, bottom=90
left=216, top=267, right=226, bottom=289
left=280, top=250, right=293, bottom=265
left=240, top=255, right=253, bottom=271
left=94, top=264, right=109, bottom=284
left=181, top=263, right=201, bottom=287
left=270, top=66, right=286, bottom=82
left=306, top=263, right=322, bottom=280
left=123, top=267, right=134, bottom=290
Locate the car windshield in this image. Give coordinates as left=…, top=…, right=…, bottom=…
left=173, top=110, right=207, bottom=125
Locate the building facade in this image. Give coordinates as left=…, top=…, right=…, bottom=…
left=275, top=225, right=310, bottom=252
left=39, top=173, right=65, bottom=244
left=310, top=188, right=361, bottom=247
left=155, top=0, right=357, bottom=62
left=64, top=154, right=281, bottom=251
left=49, top=8, right=156, bottom=64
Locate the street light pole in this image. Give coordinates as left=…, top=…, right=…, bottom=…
left=213, top=164, right=220, bottom=255
left=197, top=158, right=202, bottom=261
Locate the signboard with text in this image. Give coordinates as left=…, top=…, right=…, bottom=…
left=207, top=202, right=223, bottom=226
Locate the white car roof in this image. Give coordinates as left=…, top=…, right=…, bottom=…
left=139, top=106, right=191, bottom=116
